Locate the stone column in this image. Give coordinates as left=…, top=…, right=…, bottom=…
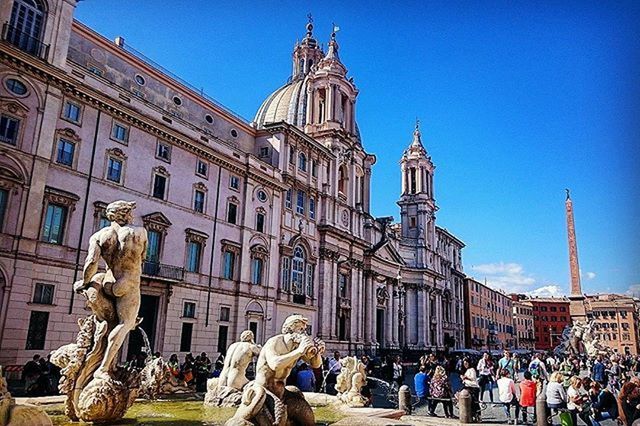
left=320, top=257, right=332, bottom=338
left=417, top=287, right=425, bottom=347
left=327, top=84, right=335, bottom=121
left=436, top=291, right=444, bottom=347
left=350, top=266, right=358, bottom=341
left=330, top=258, right=338, bottom=339
left=421, top=289, right=429, bottom=347
left=357, top=267, right=364, bottom=341
left=306, top=85, right=314, bottom=124
left=385, top=280, right=393, bottom=348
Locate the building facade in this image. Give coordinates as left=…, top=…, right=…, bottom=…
left=0, top=0, right=466, bottom=365
left=585, top=294, right=640, bottom=355
left=463, top=278, right=514, bottom=350
left=529, top=297, right=571, bottom=351
left=510, top=294, right=535, bottom=350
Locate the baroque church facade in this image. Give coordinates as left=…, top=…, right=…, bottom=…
left=0, top=0, right=465, bottom=365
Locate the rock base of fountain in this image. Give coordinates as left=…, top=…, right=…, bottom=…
left=0, top=367, right=51, bottom=426
left=51, top=311, right=140, bottom=423
left=204, top=380, right=243, bottom=407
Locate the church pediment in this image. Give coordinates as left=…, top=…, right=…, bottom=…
left=368, top=239, right=405, bottom=266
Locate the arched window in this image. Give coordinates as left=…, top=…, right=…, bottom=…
left=338, top=165, right=347, bottom=195
left=291, top=246, right=305, bottom=295
left=281, top=244, right=314, bottom=302
left=9, top=0, right=46, bottom=56
left=298, top=152, right=307, bottom=172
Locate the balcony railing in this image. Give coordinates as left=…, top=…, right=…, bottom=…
left=142, top=261, right=184, bottom=281
left=2, top=23, right=49, bottom=60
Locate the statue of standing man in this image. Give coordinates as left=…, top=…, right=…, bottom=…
left=73, top=200, right=147, bottom=379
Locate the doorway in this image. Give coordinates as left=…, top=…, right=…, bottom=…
left=127, top=294, right=159, bottom=358
left=376, top=308, right=385, bottom=346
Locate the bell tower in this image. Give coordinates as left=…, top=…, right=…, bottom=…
left=291, top=15, right=324, bottom=79
left=398, top=121, right=437, bottom=268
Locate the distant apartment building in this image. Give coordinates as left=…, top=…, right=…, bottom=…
left=530, top=297, right=571, bottom=351
left=510, top=294, right=535, bottom=350
left=585, top=294, right=640, bottom=355
left=464, top=278, right=515, bottom=350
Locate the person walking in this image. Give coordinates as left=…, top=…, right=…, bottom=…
left=591, top=355, right=607, bottom=388
left=477, top=352, right=496, bottom=403
left=498, top=350, right=517, bottom=382
left=414, top=365, right=429, bottom=406
left=589, top=381, right=618, bottom=426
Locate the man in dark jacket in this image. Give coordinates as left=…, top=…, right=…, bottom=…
left=590, top=381, right=618, bottom=425
left=592, top=355, right=606, bottom=387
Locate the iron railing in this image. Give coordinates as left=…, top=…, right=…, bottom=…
left=142, top=261, right=184, bottom=281
left=2, top=23, right=49, bottom=60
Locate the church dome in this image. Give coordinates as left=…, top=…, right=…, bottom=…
left=253, top=75, right=310, bottom=129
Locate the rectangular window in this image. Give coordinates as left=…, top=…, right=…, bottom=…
left=259, top=147, right=269, bottom=158
left=281, top=257, right=291, bottom=291
left=256, top=212, right=265, bottom=232
left=194, top=190, right=205, bottom=213
left=312, top=161, right=318, bottom=178
left=289, top=146, right=295, bottom=164
left=309, top=198, right=316, bottom=220
left=87, top=65, right=103, bottom=76
left=63, top=101, right=81, bottom=123
left=296, top=190, right=305, bottom=214
left=0, top=188, right=7, bottom=230
left=306, top=264, right=314, bottom=298
left=56, top=139, right=75, bottom=166
left=251, top=258, right=263, bottom=285
left=338, top=272, right=348, bottom=298
left=26, top=311, right=49, bottom=350
left=0, top=115, right=19, bottom=145
left=33, top=283, right=54, bottom=305
left=111, top=122, right=128, bottom=143
left=229, top=175, right=240, bottom=190
left=183, top=301, right=196, bottom=318
left=222, top=250, right=235, bottom=279
left=196, top=160, right=208, bottom=177
left=106, top=157, right=123, bottom=183
left=152, top=174, right=167, bottom=199
left=98, top=215, right=110, bottom=230
left=42, top=203, right=67, bottom=244
left=227, top=203, right=237, bottom=224
left=146, top=230, right=162, bottom=262
left=186, top=241, right=202, bottom=273
left=180, top=323, right=193, bottom=352
left=156, top=141, right=171, bottom=162
left=220, top=306, right=230, bottom=322
left=217, top=325, right=228, bottom=353
left=285, top=189, right=292, bottom=209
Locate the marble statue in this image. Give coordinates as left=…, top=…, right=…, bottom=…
left=335, top=356, right=368, bottom=407
left=205, top=330, right=261, bottom=407
left=226, top=314, right=324, bottom=426
left=140, top=357, right=192, bottom=399
left=50, top=200, right=147, bottom=423
left=554, top=320, right=609, bottom=358
left=0, top=367, right=51, bottom=426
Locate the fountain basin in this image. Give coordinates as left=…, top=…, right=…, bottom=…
left=44, top=399, right=347, bottom=425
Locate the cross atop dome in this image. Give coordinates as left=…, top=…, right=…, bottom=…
left=291, top=14, right=324, bottom=79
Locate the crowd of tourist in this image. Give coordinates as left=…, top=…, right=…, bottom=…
left=17, top=346, right=640, bottom=425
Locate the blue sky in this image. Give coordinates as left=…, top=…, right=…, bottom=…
left=75, top=1, right=640, bottom=296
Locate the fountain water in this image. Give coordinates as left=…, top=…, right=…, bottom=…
left=138, top=326, right=152, bottom=358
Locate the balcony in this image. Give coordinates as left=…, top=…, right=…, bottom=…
left=142, top=261, right=184, bottom=281
left=2, top=23, right=49, bottom=60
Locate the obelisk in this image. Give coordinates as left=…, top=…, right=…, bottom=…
left=565, top=189, right=586, bottom=322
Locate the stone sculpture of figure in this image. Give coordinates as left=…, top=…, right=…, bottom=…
left=140, top=357, right=192, bottom=400
left=74, top=200, right=147, bottom=379
left=50, top=200, right=147, bottom=423
left=226, top=314, right=325, bottom=426
left=205, top=330, right=261, bottom=407
left=335, top=356, right=368, bottom=407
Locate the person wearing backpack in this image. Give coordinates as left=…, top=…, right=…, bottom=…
left=498, top=350, right=516, bottom=382
left=529, top=353, right=549, bottom=383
